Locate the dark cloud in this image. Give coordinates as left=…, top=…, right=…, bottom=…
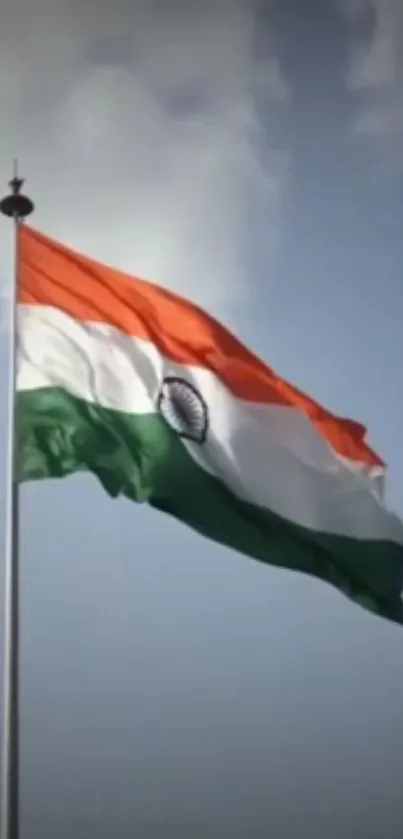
left=343, top=0, right=403, bottom=171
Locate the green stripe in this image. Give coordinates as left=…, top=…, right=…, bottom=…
left=18, top=387, right=403, bottom=625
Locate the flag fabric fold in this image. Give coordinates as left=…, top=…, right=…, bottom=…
left=17, top=225, right=403, bottom=624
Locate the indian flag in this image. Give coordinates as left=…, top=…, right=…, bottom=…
left=17, top=225, right=403, bottom=625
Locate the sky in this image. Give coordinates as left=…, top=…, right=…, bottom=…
left=1, top=0, right=403, bottom=837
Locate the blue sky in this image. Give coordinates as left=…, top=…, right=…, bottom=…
left=1, top=1, right=403, bottom=836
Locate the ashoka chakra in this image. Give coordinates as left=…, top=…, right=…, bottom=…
left=157, top=376, right=208, bottom=443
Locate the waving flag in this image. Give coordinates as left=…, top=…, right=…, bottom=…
left=17, top=225, right=403, bottom=624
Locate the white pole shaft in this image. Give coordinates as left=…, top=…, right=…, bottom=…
left=1, top=214, right=21, bottom=839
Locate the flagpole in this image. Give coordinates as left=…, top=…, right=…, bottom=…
left=0, top=164, right=34, bottom=839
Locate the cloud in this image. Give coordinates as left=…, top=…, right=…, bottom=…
left=342, top=0, right=403, bottom=170
left=0, top=0, right=287, bottom=327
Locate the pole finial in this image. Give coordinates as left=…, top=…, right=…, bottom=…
left=0, top=161, right=34, bottom=220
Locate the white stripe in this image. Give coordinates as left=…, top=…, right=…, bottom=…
left=17, top=304, right=402, bottom=544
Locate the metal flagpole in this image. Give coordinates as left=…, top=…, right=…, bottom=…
left=0, top=164, right=34, bottom=839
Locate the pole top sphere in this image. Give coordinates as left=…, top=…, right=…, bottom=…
left=0, top=165, right=34, bottom=220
